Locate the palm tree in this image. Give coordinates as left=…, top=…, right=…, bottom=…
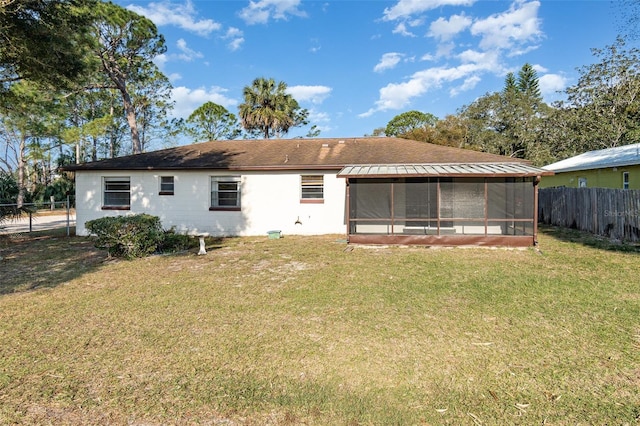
left=238, top=77, right=308, bottom=139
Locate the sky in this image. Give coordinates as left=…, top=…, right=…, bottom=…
left=116, top=0, right=624, bottom=140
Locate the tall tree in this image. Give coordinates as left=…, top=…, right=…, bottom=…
left=517, top=63, right=542, bottom=100
left=0, top=0, right=95, bottom=95
left=91, top=2, right=167, bottom=154
left=133, top=64, right=175, bottom=151
left=432, top=115, right=469, bottom=149
left=0, top=82, right=58, bottom=206
left=238, top=77, right=308, bottom=139
left=617, top=0, right=640, bottom=41
left=557, top=37, right=640, bottom=151
left=305, top=125, right=321, bottom=138
left=459, top=64, right=551, bottom=164
left=504, top=72, right=518, bottom=96
left=185, top=102, right=241, bottom=142
left=62, top=87, right=123, bottom=163
left=385, top=110, right=438, bottom=138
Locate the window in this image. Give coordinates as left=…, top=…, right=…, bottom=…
left=211, top=176, right=241, bottom=210
left=301, top=175, right=324, bottom=203
left=103, top=177, right=130, bottom=209
left=159, top=176, right=174, bottom=195
left=578, top=177, right=587, bottom=188
left=623, top=172, right=630, bottom=189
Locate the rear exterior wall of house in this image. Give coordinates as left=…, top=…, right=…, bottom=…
left=74, top=169, right=347, bottom=237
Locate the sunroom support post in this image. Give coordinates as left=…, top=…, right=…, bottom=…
left=533, top=176, right=541, bottom=245
left=345, top=180, right=351, bottom=242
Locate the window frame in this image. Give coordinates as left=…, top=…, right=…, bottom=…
left=578, top=177, right=587, bottom=188
left=102, top=176, right=131, bottom=210
left=300, top=175, right=324, bottom=204
left=210, top=176, right=241, bottom=211
left=159, top=176, right=175, bottom=196
left=623, top=171, right=630, bottom=190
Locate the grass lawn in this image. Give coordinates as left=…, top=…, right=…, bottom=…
left=0, top=227, right=639, bottom=425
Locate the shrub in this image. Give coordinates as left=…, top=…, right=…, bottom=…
left=86, top=214, right=164, bottom=259
left=159, top=227, right=197, bottom=253
left=86, top=215, right=199, bottom=259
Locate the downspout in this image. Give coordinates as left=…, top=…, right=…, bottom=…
left=533, top=176, right=541, bottom=246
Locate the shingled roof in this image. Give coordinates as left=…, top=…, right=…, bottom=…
left=63, top=137, right=531, bottom=172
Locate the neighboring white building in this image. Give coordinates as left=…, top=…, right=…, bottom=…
left=65, top=137, right=551, bottom=246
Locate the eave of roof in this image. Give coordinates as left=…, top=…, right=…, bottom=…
left=543, top=143, right=640, bottom=173
left=338, top=163, right=552, bottom=178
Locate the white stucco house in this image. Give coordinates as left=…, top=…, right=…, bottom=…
left=64, top=137, right=551, bottom=246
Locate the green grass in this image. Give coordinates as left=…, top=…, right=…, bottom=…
left=0, top=227, right=639, bottom=424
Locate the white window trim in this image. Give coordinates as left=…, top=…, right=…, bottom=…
left=623, top=171, right=630, bottom=190
left=159, top=176, right=175, bottom=195
left=301, top=175, right=324, bottom=203
left=578, top=177, right=587, bottom=188
left=103, top=176, right=131, bottom=210
left=210, top=176, right=241, bottom=210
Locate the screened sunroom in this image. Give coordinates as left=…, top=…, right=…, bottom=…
left=339, top=164, right=549, bottom=247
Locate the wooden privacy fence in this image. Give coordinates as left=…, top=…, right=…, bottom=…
left=539, top=187, right=640, bottom=242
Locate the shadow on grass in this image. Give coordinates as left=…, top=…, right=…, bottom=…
left=0, top=228, right=108, bottom=295
left=539, top=224, right=640, bottom=254
left=0, top=229, right=231, bottom=295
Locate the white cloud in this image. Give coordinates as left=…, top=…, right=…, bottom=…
left=167, top=73, right=182, bottom=82
left=176, top=39, right=204, bottom=61
left=239, top=0, right=307, bottom=25
left=457, top=49, right=500, bottom=69
left=470, top=0, right=542, bottom=51
left=365, top=0, right=546, bottom=118
left=507, top=44, right=540, bottom=57
left=539, top=73, right=568, bottom=95
left=392, top=22, right=416, bottom=37
left=436, top=42, right=456, bottom=58
left=171, top=86, right=238, bottom=119
left=227, top=37, right=245, bottom=52
left=126, top=0, right=221, bottom=36
left=449, top=75, right=481, bottom=96
left=308, top=109, right=330, bottom=123
left=374, top=52, right=405, bottom=73
left=360, top=61, right=499, bottom=117
left=224, top=27, right=245, bottom=51
left=154, top=40, right=203, bottom=66
left=287, top=85, right=332, bottom=104
left=428, top=14, right=472, bottom=41
left=532, top=63, right=548, bottom=73
left=154, top=53, right=168, bottom=69
left=309, top=38, right=321, bottom=53
left=383, top=0, right=476, bottom=21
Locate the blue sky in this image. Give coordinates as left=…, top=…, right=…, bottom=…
left=118, top=0, right=623, bottom=139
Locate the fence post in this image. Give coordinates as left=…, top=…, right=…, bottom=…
left=66, top=194, right=70, bottom=237
left=29, top=211, right=32, bottom=232
left=50, top=195, right=55, bottom=211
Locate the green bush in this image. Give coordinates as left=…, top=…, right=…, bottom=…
left=159, top=227, right=197, bottom=253
left=86, top=215, right=198, bottom=259
left=86, top=214, right=164, bottom=259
